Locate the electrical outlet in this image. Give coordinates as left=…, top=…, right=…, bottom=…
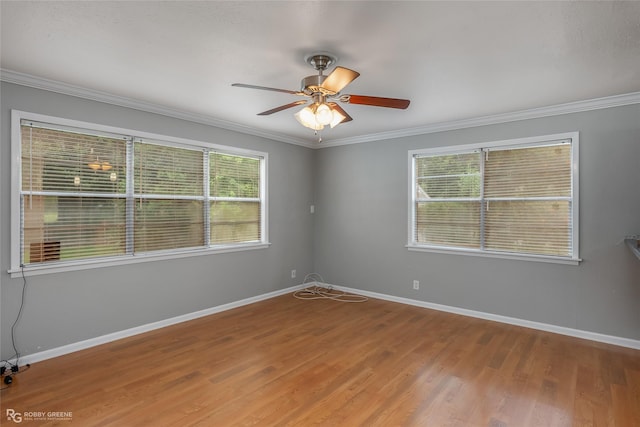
left=291, top=269, right=296, bottom=279
left=413, top=280, right=419, bottom=290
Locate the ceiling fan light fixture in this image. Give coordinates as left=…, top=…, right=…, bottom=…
left=295, top=101, right=342, bottom=130
left=88, top=160, right=101, bottom=170
left=315, top=103, right=333, bottom=126
left=295, top=106, right=324, bottom=130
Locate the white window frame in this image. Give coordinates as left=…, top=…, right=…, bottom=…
left=408, top=132, right=580, bottom=265
left=10, top=110, right=269, bottom=277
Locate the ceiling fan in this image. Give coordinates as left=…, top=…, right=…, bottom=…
left=232, top=52, right=410, bottom=134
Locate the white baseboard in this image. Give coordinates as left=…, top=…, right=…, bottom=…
left=11, top=281, right=639, bottom=367
left=329, top=284, right=640, bottom=350
left=13, top=284, right=306, bottom=366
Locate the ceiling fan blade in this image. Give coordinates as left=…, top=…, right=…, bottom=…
left=327, top=102, right=353, bottom=124
left=257, top=100, right=308, bottom=116
left=344, top=95, right=410, bottom=109
left=232, top=83, right=304, bottom=96
left=321, top=67, right=360, bottom=93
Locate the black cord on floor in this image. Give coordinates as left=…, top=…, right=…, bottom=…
left=1, top=265, right=29, bottom=388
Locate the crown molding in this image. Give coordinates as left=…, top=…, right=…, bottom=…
left=3, top=69, right=639, bottom=150
left=0, top=69, right=314, bottom=148
left=320, top=91, right=640, bottom=148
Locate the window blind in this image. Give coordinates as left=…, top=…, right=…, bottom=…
left=411, top=137, right=576, bottom=260
left=210, top=152, right=262, bottom=244
left=17, top=116, right=267, bottom=269
left=20, top=123, right=127, bottom=264
left=484, top=143, right=572, bottom=256
left=414, top=152, right=481, bottom=248
left=134, top=142, right=205, bottom=252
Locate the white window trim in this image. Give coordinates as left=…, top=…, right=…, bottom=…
left=407, top=132, right=580, bottom=265
left=10, top=110, right=269, bottom=278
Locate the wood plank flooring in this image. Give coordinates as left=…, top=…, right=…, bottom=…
left=2, top=292, right=639, bottom=426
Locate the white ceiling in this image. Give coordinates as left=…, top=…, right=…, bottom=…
left=2, top=1, right=640, bottom=145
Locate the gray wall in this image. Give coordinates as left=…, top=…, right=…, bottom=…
left=1, top=82, right=316, bottom=360
left=2, top=82, right=639, bottom=362
left=314, top=104, right=640, bottom=340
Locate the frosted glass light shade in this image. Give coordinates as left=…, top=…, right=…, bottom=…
left=329, top=109, right=346, bottom=128
left=295, top=106, right=324, bottom=130
left=315, top=103, right=333, bottom=125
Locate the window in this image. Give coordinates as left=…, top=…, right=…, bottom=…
left=209, top=152, right=262, bottom=244
left=409, top=133, right=579, bottom=264
left=134, top=141, right=205, bottom=253
left=11, top=111, right=268, bottom=275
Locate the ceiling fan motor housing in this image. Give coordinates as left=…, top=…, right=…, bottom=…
left=301, top=75, right=336, bottom=96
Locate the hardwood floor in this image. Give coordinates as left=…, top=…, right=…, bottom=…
left=2, top=291, right=639, bottom=426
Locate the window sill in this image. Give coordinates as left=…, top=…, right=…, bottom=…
left=8, top=243, right=271, bottom=278
left=406, top=244, right=581, bottom=265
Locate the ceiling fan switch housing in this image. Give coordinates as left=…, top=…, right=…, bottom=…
left=301, top=75, right=335, bottom=95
